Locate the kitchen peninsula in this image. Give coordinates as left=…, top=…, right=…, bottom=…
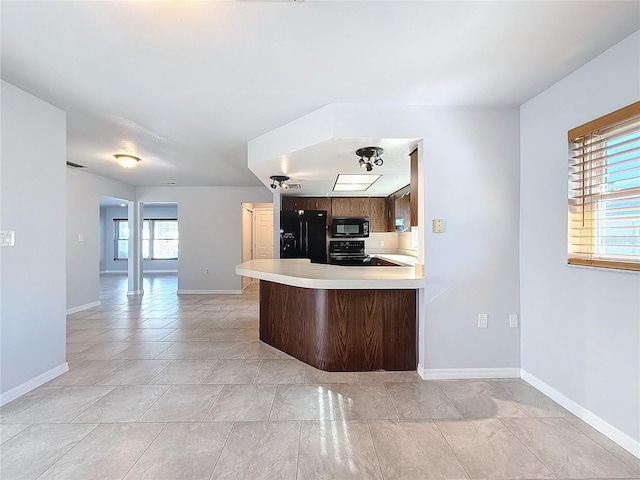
left=235, top=259, right=425, bottom=372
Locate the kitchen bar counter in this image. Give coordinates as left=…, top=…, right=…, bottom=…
left=236, top=258, right=423, bottom=371
left=235, top=258, right=425, bottom=289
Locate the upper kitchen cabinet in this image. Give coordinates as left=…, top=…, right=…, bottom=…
left=281, top=196, right=389, bottom=231
left=331, top=197, right=370, bottom=218
left=369, top=197, right=388, bottom=232
left=395, top=193, right=411, bottom=232
left=410, top=149, right=418, bottom=227
left=282, top=196, right=328, bottom=212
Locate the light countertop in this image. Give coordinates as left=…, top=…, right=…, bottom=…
left=236, top=258, right=425, bottom=290
left=369, top=253, right=418, bottom=266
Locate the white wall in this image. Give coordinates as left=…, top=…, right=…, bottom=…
left=520, top=31, right=640, bottom=446
left=101, top=205, right=178, bottom=272
left=137, top=186, right=272, bottom=292
left=67, top=169, right=135, bottom=310
left=0, top=81, right=67, bottom=401
left=421, top=107, right=521, bottom=370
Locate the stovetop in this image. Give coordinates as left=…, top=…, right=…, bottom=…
left=330, top=241, right=369, bottom=265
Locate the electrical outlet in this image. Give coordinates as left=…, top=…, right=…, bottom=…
left=206, top=269, right=209, bottom=274
left=380, top=240, right=385, bottom=246
left=509, top=314, right=519, bottom=328
left=478, top=314, right=488, bottom=328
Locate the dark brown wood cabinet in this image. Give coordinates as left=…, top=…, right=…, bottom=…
left=260, top=280, right=417, bottom=371
left=282, top=196, right=390, bottom=231
left=386, top=195, right=396, bottom=232
left=369, top=197, right=387, bottom=232
left=395, top=194, right=411, bottom=232
left=410, top=149, right=418, bottom=227
left=331, top=197, right=370, bottom=218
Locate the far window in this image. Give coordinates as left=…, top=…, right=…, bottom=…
left=568, top=101, right=640, bottom=271
left=114, top=219, right=179, bottom=260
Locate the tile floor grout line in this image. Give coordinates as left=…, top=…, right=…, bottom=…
left=64, top=385, right=117, bottom=423
left=132, top=384, right=172, bottom=422
left=563, top=416, right=640, bottom=475
left=32, top=422, right=100, bottom=480
left=267, top=382, right=279, bottom=423
left=366, top=419, right=386, bottom=479
left=208, top=420, right=236, bottom=480
left=295, top=419, right=302, bottom=480
left=432, top=380, right=465, bottom=420
left=497, top=416, right=559, bottom=479
left=432, top=418, right=473, bottom=480
left=381, top=381, right=403, bottom=420
left=120, top=421, right=169, bottom=479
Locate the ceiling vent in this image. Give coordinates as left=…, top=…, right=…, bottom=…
left=66, top=161, right=87, bottom=168
left=287, top=183, right=302, bottom=189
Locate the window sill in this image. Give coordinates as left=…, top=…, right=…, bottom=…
left=566, top=263, right=639, bottom=275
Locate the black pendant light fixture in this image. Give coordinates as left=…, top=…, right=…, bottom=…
left=270, top=175, right=290, bottom=189
left=356, top=147, right=384, bottom=172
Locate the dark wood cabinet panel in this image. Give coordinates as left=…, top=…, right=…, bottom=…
left=314, top=197, right=332, bottom=223
left=282, top=197, right=315, bottom=211
left=369, top=197, right=387, bottom=232
left=281, top=197, right=331, bottom=216
left=410, top=149, right=418, bottom=226
left=386, top=195, right=395, bottom=232
left=260, top=280, right=417, bottom=371
left=282, top=196, right=395, bottom=231
left=395, top=194, right=411, bottom=232
left=331, top=197, right=370, bottom=218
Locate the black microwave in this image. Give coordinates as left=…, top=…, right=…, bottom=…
left=331, top=217, right=370, bottom=238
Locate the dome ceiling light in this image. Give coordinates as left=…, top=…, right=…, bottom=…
left=114, top=154, right=141, bottom=168
left=356, top=146, right=384, bottom=172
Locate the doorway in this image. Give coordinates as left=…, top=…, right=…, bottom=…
left=241, top=203, right=274, bottom=289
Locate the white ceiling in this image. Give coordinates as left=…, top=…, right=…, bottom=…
left=2, top=1, right=639, bottom=193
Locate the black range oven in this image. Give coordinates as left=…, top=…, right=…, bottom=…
left=329, top=240, right=370, bottom=266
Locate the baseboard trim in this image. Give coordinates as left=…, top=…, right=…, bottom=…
left=177, top=290, right=243, bottom=295
left=0, top=363, right=69, bottom=406
left=127, top=289, right=144, bottom=296
left=101, top=270, right=178, bottom=274
left=66, top=301, right=101, bottom=315
left=521, top=370, right=640, bottom=459
left=417, top=366, right=521, bottom=380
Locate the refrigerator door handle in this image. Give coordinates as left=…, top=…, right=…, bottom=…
left=299, top=222, right=304, bottom=256
left=304, top=222, right=309, bottom=257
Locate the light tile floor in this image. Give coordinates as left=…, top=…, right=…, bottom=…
left=1, top=273, right=639, bottom=479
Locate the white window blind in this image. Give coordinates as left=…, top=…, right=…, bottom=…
left=568, top=101, right=640, bottom=271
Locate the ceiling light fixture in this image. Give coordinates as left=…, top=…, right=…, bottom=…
left=114, top=154, right=141, bottom=168
left=270, top=175, right=290, bottom=190
left=356, top=146, right=384, bottom=172
left=333, top=173, right=381, bottom=192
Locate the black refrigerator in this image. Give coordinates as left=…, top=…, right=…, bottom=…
left=280, top=210, right=327, bottom=264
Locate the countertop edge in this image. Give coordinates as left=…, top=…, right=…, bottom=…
left=236, top=259, right=426, bottom=290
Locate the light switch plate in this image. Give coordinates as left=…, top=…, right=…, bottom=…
left=1, top=230, right=15, bottom=246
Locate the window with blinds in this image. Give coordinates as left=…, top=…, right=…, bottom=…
left=568, top=101, right=640, bottom=271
